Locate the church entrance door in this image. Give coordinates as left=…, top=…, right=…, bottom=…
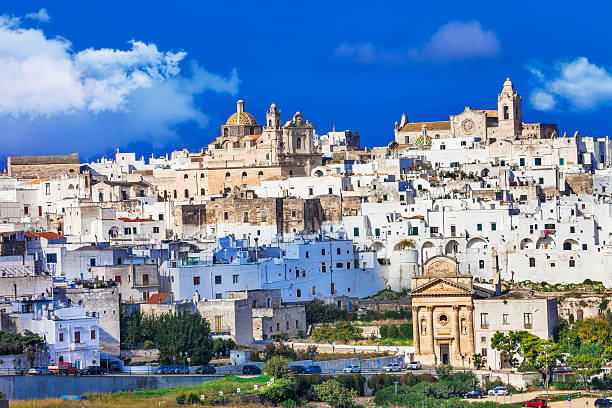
left=440, top=344, right=450, bottom=365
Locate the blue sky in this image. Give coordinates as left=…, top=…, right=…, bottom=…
left=1, top=1, right=612, bottom=161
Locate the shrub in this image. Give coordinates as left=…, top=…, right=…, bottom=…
left=336, top=374, right=366, bottom=396
left=175, top=393, right=186, bottom=405
left=554, top=379, right=586, bottom=390
left=264, top=356, right=289, bottom=378
left=260, top=378, right=298, bottom=406
left=399, top=323, right=412, bottom=338
left=379, top=325, right=389, bottom=338
left=187, top=392, right=200, bottom=405
left=296, top=330, right=305, bottom=339
left=388, top=325, right=400, bottom=338
left=368, top=374, right=397, bottom=394
left=485, top=379, right=516, bottom=392
left=264, top=342, right=297, bottom=361
left=315, top=379, right=357, bottom=408
left=435, top=364, right=454, bottom=380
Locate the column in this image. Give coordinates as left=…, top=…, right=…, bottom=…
left=426, top=306, right=434, bottom=358
left=412, top=306, right=420, bottom=355
left=466, top=305, right=475, bottom=359
left=452, top=305, right=461, bottom=357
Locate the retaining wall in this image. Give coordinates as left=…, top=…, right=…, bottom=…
left=0, top=374, right=221, bottom=400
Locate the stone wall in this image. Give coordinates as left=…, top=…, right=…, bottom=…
left=7, top=154, right=80, bottom=179
left=0, top=275, right=53, bottom=300
left=565, top=173, right=593, bottom=195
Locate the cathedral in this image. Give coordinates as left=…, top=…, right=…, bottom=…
left=195, top=100, right=323, bottom=194
left=394, top=78, right=558, bottom=147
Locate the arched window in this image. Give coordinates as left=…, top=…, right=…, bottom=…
left=296, top=137, right=302, bottom=149
left=296, top=289, right=302, bottom=298
left=503, top=105, right=509, bottom=120
left=569, top=259, right=576, bottom=267
left=296, top=270, right=299, bottom=278
left=224, top=128, right=228, bottom=137
left=289, top=170, right=293, bottom=177
left=261, top=210, right=267, bottom=222
left=529, top=257, right=535, bottom=267
left=184, top=189, right=189, bottom=198
left=200, top=188, right=205, bottom=195
left=98, top=192, right=104, bottom=202
left=268, top=119, right=272, bottom=126
left=184, top=174, right=188, bottom=179
left=243, top=212, right=249, bottom=222
left=258, top=171, right=264, bottom=180
left=200, top=173, right=205, bottom=178
left=173, top=190, right=177, bottom=199
left=479, top=260, right=484, bottom=269
left=225, top=172, right=231, bottom=181
left=312, top=286, right=316, bottom=295
left=163, top=191, right=168, bottom=200
left=242, top=171, right=247, bottom=180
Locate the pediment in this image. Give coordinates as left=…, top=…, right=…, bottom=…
left=411, top=278, right=474, bottom=297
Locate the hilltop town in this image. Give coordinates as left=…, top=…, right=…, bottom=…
left=2, top=78, right=612, bottom=405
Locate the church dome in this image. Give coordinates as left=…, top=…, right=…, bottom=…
left=225, top=100, right=258, bottom=125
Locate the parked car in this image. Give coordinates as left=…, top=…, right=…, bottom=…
left=342, top=365, right=361, bottom=373
left=382, top=363, right=402, bottom=372
left=242, top=365, right=261, bottom=375
left=288, top=366, right=306, bottom=374
left=101, top=359, right=122, bottom=372
left=595, top=398, right=612, bottom=408
left=174, top=365, right=189, bottom=374
left=523, top=399, right=547, bottom=407
left=305, top=365, right=322, bottom=374
left=407, top=361, right=422, bottom=370
left=29, top=367, right=52, bottom=375
left=48, top=362, right=78, bottom=375
left=488, top=386, right=510, bottom=396
left=60, top=395, right=87, bottom=400
left=196, top=365, right=216, bottom=375
left=78, top=366, right=108, bottom=376
left=463, top=390, right=484, bottom=399
left=153, top=366, right=175, bottom=374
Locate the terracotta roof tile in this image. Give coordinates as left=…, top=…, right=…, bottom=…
left=25, top=232, right=64, bottom=239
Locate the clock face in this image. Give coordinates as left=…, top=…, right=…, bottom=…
left=462, top=119, right=475, bottom=135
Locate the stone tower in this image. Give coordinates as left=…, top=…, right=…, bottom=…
left=266, top=103, right=282, bottom=129
left=497, top=78, right=522, bottom=140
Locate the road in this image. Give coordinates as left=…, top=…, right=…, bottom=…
left=466, top=390, right=600, bottom=406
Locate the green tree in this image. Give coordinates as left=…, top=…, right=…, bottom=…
left=569, top=354, right=602, bottom=391
left=472, top=353, right=485, bottom=369
left=315, top=379, right=357, bottom=408
left=491, top=331, right=529, bottom=368
left=264, top=356, right=289, bottom=379
left=155, top=312, right=213, bottom=365
left=520, top=335, right=563, bottom=388
left=379, top=325, right=389, bottom=338
left=305, top=299, right=344, bottom=324
left=388, top=325, right=400, bottom=338
left=399, top=323, right=412, bottom=339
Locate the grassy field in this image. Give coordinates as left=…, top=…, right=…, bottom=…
left=10, top=375, right=270, bottom=408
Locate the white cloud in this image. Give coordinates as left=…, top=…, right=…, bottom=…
left=529, top=89, right=556, bottom=111
left=0, top=14, right=239, bottom=156
left=25, top=9, right=50, bottom=23
left=420, top=21, right=500, bottom=61
left=528, top=57, right=612, bottom=111
left=333, top=21, right=500, bottom=64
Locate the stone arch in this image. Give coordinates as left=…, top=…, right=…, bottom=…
left=370, top=241, right=385, bottom=257
left=314, top=169, right=324, bottom=177
left=296, top=137, right=302, bottom=150
left=108, top=227, right=119, bottom=239
left=445, top=240, right=460, bottom=255
left=467, top=237, right=487, bottom=249
left=520, top=238, right=533, bottom=249
left=421, top=241, right=435, bottom=262
left=242, top=171, right=247, bottom=180
left=536, top=236, right=555, bottom=249
left=258, top=171, right=264, bottom=180
left=563, top=239, right=579, bottom=250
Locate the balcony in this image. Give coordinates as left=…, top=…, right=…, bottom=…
left=480, top=324, right=489, bottom=329
left=524, top=323, right=533, bottom=330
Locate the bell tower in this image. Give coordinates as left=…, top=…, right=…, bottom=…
left=497, top=78, right=522, bottom=140
left=266, top=103, right=282, bottom=129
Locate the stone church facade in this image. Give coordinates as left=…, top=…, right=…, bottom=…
left=410, top=255, right=476, bottom=367
left=394, top=78, right=558, bottom=147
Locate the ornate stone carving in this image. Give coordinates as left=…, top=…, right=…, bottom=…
left=462, top=119, right=475, bottom=135
left=426, top=260, right=456, bottom=277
